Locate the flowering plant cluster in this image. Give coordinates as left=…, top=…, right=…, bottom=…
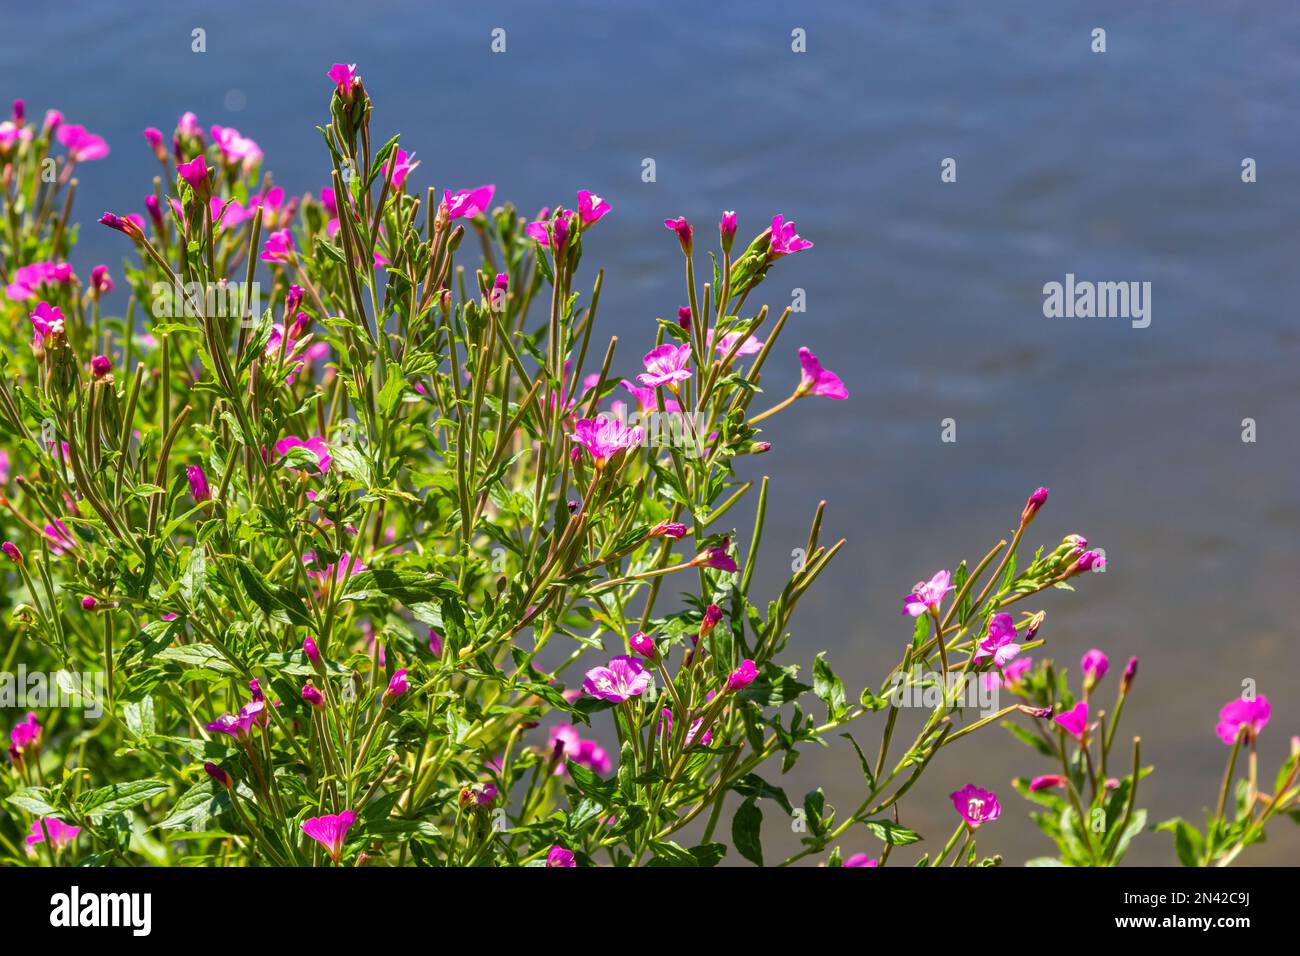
left=1, top=73, right=1295, bottom=867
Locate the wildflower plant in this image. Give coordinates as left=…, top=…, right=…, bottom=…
left=0, top=74, right=1291, bottom=869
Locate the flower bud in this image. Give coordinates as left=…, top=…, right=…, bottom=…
left=384, top=668, right=408, bottom=703
left=719, top=210, right=737, bottom=254
left=663, top=216, right=693, bottom=256
left=1081, top=649, right=1109, bottom=689
left=204, top=762, right=233, bottom=789
left=629, top=631, right=656, bottom=660
left=727, top=659, right=758, bottom=691
left=2, top=541, right=21, bottom=563
left=1020, top=487, right=1049, bottom=527
left=649, top=521, right=687, bottom=540
left=1120, top=656, right=1138, bottom=695
left=302, top=682, right=325, bottom=708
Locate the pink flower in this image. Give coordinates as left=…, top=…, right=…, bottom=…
left=974, top=613, right=1021, bottom=666
left=302, top=810, right=356, bottom=863
left=546, top=845, right=576, bottom=868
left=658, top=703, right=713, bottom=748
left=328, top=63, right=359, bottom=98
left=1022, top=487, right=1049, bottom=525
left=768, top=214, right=812, bottom=256
left=982, top=656, right=1032, bottom=691
left=710, top=329, right=764, bottom=358
left=843, top=854, right=879, bottom=867
left=56, top=124, right=109, bottom=162
left=677, top=306, right=692, bottom=330
left=210, top=124, right=262, bottom=168
left=384, top=669, right=409, bottom=702
left=663, top=216, right=693, bottom=254
left=569, top=416, right=644, bottom=467
left=525, top=208, right=576, bottom=247
left=1121, top=656, right=1138, bottom=694
left=428, top=629, right=443, bottom=657
left=177, top=111, right=202, bottom=139
left=650, top=521, right=688, bottom=539
left=719, top=211, right=737, bottom=250
left=950, top=784, right=1000, bottom=828
left=90, top=355, right=111, bottom=379
left=90, top=264, right=113, bottom=295
left=98, top=212, right=145, bottom=239
left=1081, top=649, right=1109, bottom=685
left=727, top=659, right=758, bottom=691
left=303, top=636, right=321, bottom=664
left=29, top=301, right=66, bottom=347
left=902, top=569, right=953, bottom=617
left=302, top=550, right=367, bottom=586
left=204, top=762, right=233, bottom=789
left=143, top=126, right=165, bottom=158
left=443, top=185, right=495, bottom=220
left=26, top=818, right=80, bottom=854
left=692, top=547, right=738, bottom=573
left=386, top=147, right=420, bottom=189
left=548, top=724, right=612, bottom=776
left=1075, top=550, right=1106, bottom=573
left=700, top=603, right=724, bottom=635
left=206, top=700, right=266, bottom=740
left=637, top=343, right=693, bottom=389
left=9, top=712, right=41, bottom=753
left=302, top=683, right=325, bottom=708
left=186, top=465, right=210, bottom=502
left=576, top=189, right=610, bottom=227
left=6, top=261, right=74, bottom=300
left=582, top=655, right=653, bottom=702
left=1216, top=695, right=1270, bottom=746
left=261, top=228, right=295, bottom=263
left=2, top=542, right=22, bottom=564
left=176, top=155, right=209, bottom=192
left=275, top=435, right=331, bottom=474
left=1028, top=774, right=1066, bottom=792
left=629, top=631, right=656, bottom=660
left=1054, top=701, right=1089, bottom=741
left=797, top=347, right=848, bottom=400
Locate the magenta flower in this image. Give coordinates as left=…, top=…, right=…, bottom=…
left=710, top=330, right=764, bottom=358
left=303, top=550, right=367, bottom=587
left=727, top=659, right=758, bottom=691
left=2, top=542, right=22, bottom=564
left=692, top=547, right=738, bottom=573
left=186, top=464, right=210, bottom=502
left=204, top=761, right=233, bottom=789
left=9, top=712, right=41, bottom=753
left=5, top=260, right=73, bottom=300
left=90, top=264, right=113, bottom=295
left=1021, top=487, right=1049, bottom=525
left=548, top=724, right=612, bottom=776
left=385, top=147, right=420, bottom=189
left=210, top=124, right=262, bottom=169
left=796, top=347, right=848, bottom=400
left=981, top=656, right=1032, bottom=691
left=328, top=63, right=359, bottom=98
left=384, top=669, right=409, bottom=702
left=1028, top=774, right=1066, bottom=793
left=261, top=228, right=295, bottom=263
left=637, top=344, right=693, bottom=389
left=81, top=597, right=97, bottom=611
left=902, top=569, right=953, bottom=617
left=719, top=210, right=737, bottom=250
left=98, top=212, right=145, bottom=239
left=206, top=700, right=266, bottom=740
left=176, top=155, right=209, bottom=193
left=700, top=603, right=723, bottom=635
left=443, top=184, right=495, bottom=220
left=1121, top=656, right=1138, bottom=694
left=663, top=216, right=693, bottom=255
left=650, top=521, right=688, bottom=539
left=629, top=631, right=656, bottom=660
left=428, top=628, right=443, bottom=657
left=302, top=683, right=325, bottom=708
left=30, top=301, right=66, bottom=347
left=768, top=214, right=812, bottom=256
left=843, top=854, right=879, bottom=867
left=143, top=126, right=165, bottom=158
left=974, top=613, right=1021, bottom=666
left=303, top=636, right=321, bottom=664
left=26, top=818, right=80, bottom=854
left=1054, top=701, right=1089, bottom=741
left=1076, top=550, right=1106, bottom=573
left=1081, top=649, right=1109, bottom=685
left=658, top=704, right=713, bottom=748
left=525, top=208, right=576, bottom=247
left=576, top=189, right=610, bottom=227
left=582, top=655, right=653, bottom=702
left=950, top=784, right=1000, bottom=828
left=275, top=435, right=331, bottom=474
left=56, top=124, right=109, bottom=162
left=569, top=415, right=644, bottom=467
left=302, top=810, right=356, bottom=863
left=546, top=845, right=576, bottom=868
left=90, top=355, right=111, bottom=379
left=677, top=306, right=692, bottom=330
left=1216, top=694, right=1270, bottom=746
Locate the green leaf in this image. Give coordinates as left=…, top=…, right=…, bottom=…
left=863, top=819, right=921, bottom=846
left=1158, top=817, right=1203, bottom=867
left=813, top=652, right=847, bottom=719
left=237, top=563, right=314, bottom=629
left=78, top=779, right=169, bottom=820
left=732, top=799, right=764, bottom=866
left=7, top=787, right=60, bottom=816
left=342, top=568, right=453, bottom=605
